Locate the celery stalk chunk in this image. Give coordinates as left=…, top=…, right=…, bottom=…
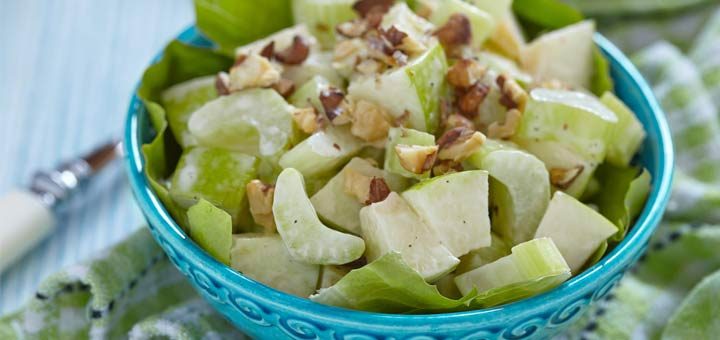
left=534, top=191, right=618, bottom=272
left=273, top=168, right=366, bottom=265
left=454, top=238, right=571, bottom=298
left=601, top=92, right=646, bottom=166
left=384, top=127, right=436, bottom=180
left=359, top=192, right=459, bottom=281
left=170, top=147, right=258, bottom=227
left=278, top=126, right=365, bottom=178
left=160, top=75, right=217, bottom=148
left=188, top=199, right=233, bottom=265
left=283, top=51, right=344, bottom=88
left=521, top=21, right=595, bottom=89
left=515, top=88, right=618, bottom=197
left=429, top=0, right=495, bottom=47
left=231, top=234, right=320, bottom=297
left=456, top=233, right=510, bottom=274
left=310, top=158, right=410, bottom=235
left=292, top=0, right=356, bottom=49
left=289, top=76, right=332, bottom=113
left=349, top=43, right=448, bottom=133
left=402, top=170, right=492, bottom=257
left=467, top=148, right=550, bottom=246
left=188, top=89, right=295, bottom=157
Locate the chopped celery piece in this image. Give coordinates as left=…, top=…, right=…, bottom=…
left=360, top=192, right=459, bottom=281
left=278, top=126, right=365, bottom=178
left=289, top=75, right=332, bottom=113
left=311, top=158, right=410, bottom=235
left=170, top=147, right=258, bottom=228
left=235, top=24, right=317, bottom=57
left=456, top=233, right=511, bottom=274
left=454, top=237, right=570, bottom=297
left=402, top=170, right=492, bottom=257
left=601, top=92, right=646, bottom=166
left=188, top=89, right=295, bottom=157
left=188, top=199, right=233, bottom=265
left=521, top=21, right=595, bottom=89
left=381, top=3, right=436, bottom=46
left=160, top=75, right=217, bottom=148
left=292, top=0, right=357, bottom=49
left=273, top=168, right=366, bottom=265
left=283, top=51, right=344, bottom=88
left=429, top=0, right=495, bottom=47
left=467, top=149, right=550, bottom=246
left=231, top=234, right=320, bottom=296
left=534, top=191, right=618, bottom=272
left=384, top=127, right=436, bottom=180
left=349, top=43, right=448, bottom=133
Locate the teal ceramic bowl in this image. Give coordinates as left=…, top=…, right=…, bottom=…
left=125, top=26, right=674, bottom=339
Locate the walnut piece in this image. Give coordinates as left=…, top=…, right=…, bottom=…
left=488, top=108, right=522, bottom=140
left=447, top=59, right=487, bottom=89
left=319, top=87, right=353, bottom=125
left=228, top=54, right=281, bottom=91
left=343, top=169, right=390, bottom=204
left=274, top=36, right=310, bottom=65
left=350, top=100, right=392, bottom=142
left=394, top=144, right=438, bottom=174
left=336, top=20, right=368, bottom=38
left=432, top=160, right=463, bottom=176
left=496, top=74, right=528, bottom=112
left=458, top=83, right=490, bottom=116
left=443, top=113, right=476, bottom=132
left=352, top=0, right=394, bottom=18
left=437, top=127, right=486, bottom=162
left=292, top=107, right=320, bottom=134
left=434, top=14, right=472, bottom=47
left=246, top=180, right=276, bottom=232
left=550, top=166, right=585, bottom=190
left=272, top=78, right=295, bottom=98
left=215, top=72, right=231, bottom=96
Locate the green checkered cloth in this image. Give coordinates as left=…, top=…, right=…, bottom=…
left=2, top=6, right=720, bottom=340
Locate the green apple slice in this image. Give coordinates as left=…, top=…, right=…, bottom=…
left=466, top=148, right=550, bottom=246
left=454, top=237, right=570, bottom=297
left=160, top=75, right=217, bottom=148
left=381, top=3, right=436, bottom=46
left=231, top=234, right=320, bottom=296
left=487, top=13, right=525, bottom=61
left=429, top=0, right=495, bottom=47
left=467, top=0, right=512, bottom=21
left=600, top=92, right=646, bottom=166
left=475, top=51, right=532, bottom=86
left=235, top=24, right=317, bottom=57
left=521, top=140, right=595, bottom=198
left=348, top=43, right=448, bottom=133
left=292, top=0, right=356, bottom=49
left=359, top=192, right=459, bottom=281
left=521, top=20, right=595, bottom=89
left=170, top=147, right=258, bottom=229
left=187, top=199, right=233, bottom=265
left=273, top=168, right=365, bottom=265
left=402, top=170, right=492, bottom=257
left=283, top=51, right=344, bottom=88
left=311, top=157, right=410, bottom=234
left=534, top=191, right=618, bottom=272
left=278, top=126, right=365, bottom=178
left=456, top=233, right=510, bottom=274
left=188, top=89, right=296, bottom=157
left=384, top=127, right=436, bottom=180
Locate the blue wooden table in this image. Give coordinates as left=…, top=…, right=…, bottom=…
left=0, top=0, right=194, bottom=314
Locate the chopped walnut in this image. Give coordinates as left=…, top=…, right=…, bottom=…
left=344, top=168, right=373, bottom=203
left=228, top=54, right=281, bottom=91
left=458, top=83, right=490, bottom=116
left=356, top=58, right=385, bottom=75
left=350, top=100, right=392, bottom=142
left=274, top=36, right=310, bottom=65
left=292, top=107, right=320, bottom=134
left=246, top=180, right=276, bottom=232
left=443, top=113, right=476, bottom=132
left=487, top=109, right=522, bottom=140
left=434, top=14, right=472, bottom=47
left=432, top=160, right=463, bottom=176
left=260, top=41, right=275, bottom=59
left=397, top=35, right=427, bottom=57
left=215, top=72, right=231, bottom=96
left=368, top=178, right=391, bottom=204
left=496, top=74, right=528, bottom=112
left=447, top=59, right=487, bottom=89
left=319, top=87, right=352, bottom=125
left=381, top=26, right=407, bottom=46
left=352, top=0, right=394, bottom=18
left=336, top=20, right=368, bottom=38
left=550, top=166, right=585, bottom=189
left=394, top=144, right=438, bottom=174
left=437, top=127, right=486, bottom=162
left=272, top=78, right=295, bottom=98
left=392, top=50, right=408, bottom=66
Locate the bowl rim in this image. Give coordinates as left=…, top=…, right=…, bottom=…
left=124, top=25, right=674, bottom=326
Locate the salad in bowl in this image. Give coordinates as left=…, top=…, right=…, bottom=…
left=138, top=0, right=652, bottom=314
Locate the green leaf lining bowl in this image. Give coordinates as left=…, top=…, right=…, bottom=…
left=124, top=26, right=673, bottom=339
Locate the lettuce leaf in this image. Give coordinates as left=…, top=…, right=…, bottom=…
left=587, top=164, right=651, bottom=242
left=138, top=40, right=232, bottom=230
left=194, top=0, right=293, bottom=56
left=512, top=0, right=583, bottom=38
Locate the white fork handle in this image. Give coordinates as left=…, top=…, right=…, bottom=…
left=0, top=191, right=55, bottom=273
